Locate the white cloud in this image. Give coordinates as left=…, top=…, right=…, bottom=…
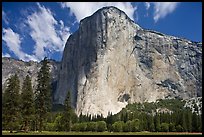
left=153, top=2, right=180, bottom=22
left=145, top=2, right=150, bottom=10
left=2, top=52, right=11, bottom=58
left=144, top=2, right=151, bottom=17
left=26, top=3, right=70, bottom=61
left=61, top=2, right=136, bottom=22
left=2, top=28, right=37, bottom=61
left=2, top=10, right=9, bottom=25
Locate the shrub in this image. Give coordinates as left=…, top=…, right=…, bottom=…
left=45, top=123, right=55, bottom=131
left=176, top=125, right=183, bottom=132
left=112, top=121, right=124, bottom=132
left=97, top=121, right=107, bottom=132
left=160, top=123, right=169, bottom=132
left=79, top=123, right=87, bottom=132
left=131, top=119, right=140, bottom=132
left=169, top=123, right=176, bottom=132
left=54, top=115, right=63, bottom=131
left=71, top=123, right=80, bottom=131
left=87, top=122, right=97, bottom=131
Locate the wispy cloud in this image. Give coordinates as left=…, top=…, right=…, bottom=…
left=2, top=3, right=70, bottom=62
left=144, top=2, right=151, bottom=17
left=2, top=10, right=9, bottom=25
left=26, top=3, right=70, bottom=61
left=61, top=2, right=136, bottom=22
left=145, top=2, right=150, bottom=10
left=153, top=2, right=180, bottom=22
left=2, top=28, right=37, bottom=61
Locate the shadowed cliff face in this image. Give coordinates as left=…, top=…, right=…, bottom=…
left=53, top=6, right=201, bottom=117
left=2, top=57, right=60, bottom=96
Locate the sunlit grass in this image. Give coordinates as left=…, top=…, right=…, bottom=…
left=2, top=130, right=202, bottom=135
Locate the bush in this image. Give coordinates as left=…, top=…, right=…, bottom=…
left=87, top=122, right=97, bottom=131
left=45, top=123, right=55, bottom=131
left=54, top=115, right=63, bottom=131
left=97, top=121, right=107, bottom=132
left=71, top=123, right=80, bottom=131
left=107, top=124, right=113, bottom=132
left=112, top=121, right=124, bottom=132
left=131, top=119, right=140, bottom=132
left=169, top=123, right=176, bottom=132
left=124, top=119, right=140, bottom=132
left=79, top=123, right=87, bottom=131
left=122, top=122, right=129, bottom=132
left=176, top=125, right=183, bottom=132
left=160, top=123, right=169, bottom=132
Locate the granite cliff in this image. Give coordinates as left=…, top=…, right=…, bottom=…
left=2, top=6, right=202, bottom=117
left=2, top=57, right=60, bottom=95
left=53, top=6, right=202, bottom=117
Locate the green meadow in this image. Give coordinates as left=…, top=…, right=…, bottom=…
left=2, top=131, right=202, bottom=135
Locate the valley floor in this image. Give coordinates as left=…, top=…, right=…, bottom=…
left=2, top=131, right=202, bottom=135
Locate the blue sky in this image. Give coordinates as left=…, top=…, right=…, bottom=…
left=2, top=2, right=202, bottom=62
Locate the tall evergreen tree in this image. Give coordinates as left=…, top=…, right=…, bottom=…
left=20, top=75, right=35, bottom=132
left=61, top=90, right=72, bottom=131
left=2, top=74, right=20, bottom=133
left=197, top=114, right=202, bottom=132
left=182, top=111, right=187, bottom=132
left=186, top=110, right=192, bottom=132
left=35, top=57, right=52, bottom=132
left=154, top=113, right=161, bottom=132
left=148, top=115, right=155, bottom=132
left=192, top=112, right=199, bottom=132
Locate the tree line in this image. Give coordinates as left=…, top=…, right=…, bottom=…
left=2, top=57, right=73, bottom=133
left=2, top=57, right=202, bottom=133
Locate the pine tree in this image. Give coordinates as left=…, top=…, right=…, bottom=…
left=2, top=74, right=20, bottom=133
left=61, top=90, right=72, bottom=131
left=192, top=112, right=199, bottom=132
left=182, top=111, right=187, bottom=132
left=79, top=112, right=83, bottom=122
left=20, top=75, right=35, bottom=132
left=155, top=113, right=161, bottom=132
left=197, top=114, right=202, bottom=132
left=186, top=110, right=192, bottom=132
left=35, top=57, right=52, bottom=132
left=148, top=115, right=155, bottom=132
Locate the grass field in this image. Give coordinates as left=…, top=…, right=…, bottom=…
left=2, top=131, right=202, bottom=135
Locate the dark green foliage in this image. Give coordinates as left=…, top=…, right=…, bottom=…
left=147, top=115, right=155, bottom=132
left=20, top=75, right=35, bottom=132
left=79, top=123, right=87, bottom=131
left=106, top=112, right=113, bottom=125
left=120, top=109, right=128, bottom=123
left=139, top=112, right=148, bottom=131
left=154, top=113, right=161, bottom=132
left=186, top=110, right=192, bottom=132
left=61, top=90, right=72, bottom=131
left=192, top=112, right=199, bottom=132
left=96, top=121, right=107, bottom=132
left=2, top=74, right=20, bottom=132
left=169, top=123, right=176, bottom=132
left=35, top=57, right=52, bottom=132
left=160, top=123, right=169, bottom=132
left=45, top=123, right=55, bottom=131
left=86, top=122, right=97, bottom=131
left=130, top=119, right=140, bottom=132
left=112, top=121, right=124, bottom=132
left=176, top=125, right=183, bottom=132
left=54, top=114, right=63, bottom=131
left=182, top=111, right=187, bottom=132
left=71, top=124, right=79, bottom=131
